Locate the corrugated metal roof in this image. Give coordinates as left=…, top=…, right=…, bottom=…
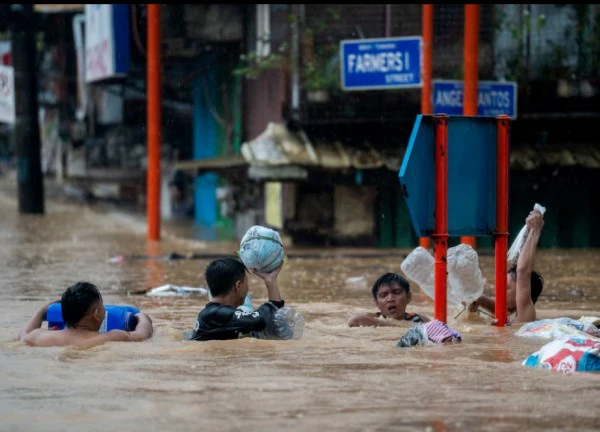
left=241, top=123, right=600, bottom=172
left=241, top=122, right=384, bottom=170
left=511, top=144, right=600, bottom=170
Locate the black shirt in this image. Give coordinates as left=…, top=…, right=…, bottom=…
left=374, top=311, right=425, bottom=323
left=190, top=300, right=285, bottom=341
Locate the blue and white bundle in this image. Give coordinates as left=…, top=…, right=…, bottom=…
left=239, top=225, right=285, bottom=273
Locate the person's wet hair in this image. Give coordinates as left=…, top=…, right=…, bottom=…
left=508, top=266, right=544, bottom=303
left=205, top=258, right=247, bottom=297
left=61, top=282, right=102, bottom=328
left=371, top=273, right=410, bottom=299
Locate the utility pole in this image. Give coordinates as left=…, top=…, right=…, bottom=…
left=10, top=4, right=44, bottom=214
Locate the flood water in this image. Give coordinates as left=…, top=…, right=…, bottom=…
left=1, top=177, right=599, bottom=432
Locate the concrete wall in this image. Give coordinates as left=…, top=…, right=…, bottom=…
left=333, top=185, right=376, bottom=241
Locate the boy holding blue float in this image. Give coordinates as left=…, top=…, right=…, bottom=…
left=19, top=281, right=153, bottom=347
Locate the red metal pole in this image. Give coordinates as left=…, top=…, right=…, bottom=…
left=461, top=3, right=479, bottom=249
left=433, top=114, right=448, bottom=323
left=495, top=115, right=510, bottom=326
left=147, top=4, right=161, bottom=241
left=419, top=4, right=434, bottom=250
left=421, top=4, right=433, bottom=115
left=463, top=4, right=479, bottom=116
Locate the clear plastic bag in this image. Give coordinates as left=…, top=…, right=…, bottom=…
left=507, top=203, right=546, bottom=266
left=396, top=325, right=429, bottom=347
left=257, top=307, right=305, bottom=340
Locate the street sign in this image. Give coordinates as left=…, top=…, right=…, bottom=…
left=340, top=37, right=422, bottom=91
left=433, top=80, right=518, bottom=119
left=0, top=65, right=15, bottom=124
left=85, top=4, right=130, bottom=83
left=399, top=115, right=498, bottom=237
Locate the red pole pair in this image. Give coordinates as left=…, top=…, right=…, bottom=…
left=433, top=115, right=510, bottom=324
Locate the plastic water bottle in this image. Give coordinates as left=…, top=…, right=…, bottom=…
left=401, top=245, right=483, bottom=307
left=447, top=244, right=484, bottom=304
left=400, top=246, right=435, bottom=301
left=237, top=293, right=254, bottom=313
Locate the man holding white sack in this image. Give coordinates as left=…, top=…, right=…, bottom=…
left=469, top=209, right=545, bottom=324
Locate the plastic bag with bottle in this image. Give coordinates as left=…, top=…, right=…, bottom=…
left=257, top=307, right=305, bottom=340
left=507, top=203, right=546, bottom=266
left=236, top=293, right=305, bottom=340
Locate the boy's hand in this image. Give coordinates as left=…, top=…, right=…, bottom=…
left=251, top=264, right=282, bottom=285
left=19, top=299, right=61, bottom=342
left=467, top=300, right=479, bottom=313
left=37, top=299, right=61, bottom=315
left=251, top=264, right=283, bottom=302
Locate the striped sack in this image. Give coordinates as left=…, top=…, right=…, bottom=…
left=422, top=320, right=462, bottom=344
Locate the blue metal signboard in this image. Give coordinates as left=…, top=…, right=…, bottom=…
left=340, top=37, right=422, bottom=90
left=399, top=115, right=499, bottom=237
left=432, top=80, right=518, bottom=119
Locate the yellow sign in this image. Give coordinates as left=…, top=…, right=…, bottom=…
left=265, top=182, right=283, bottom=229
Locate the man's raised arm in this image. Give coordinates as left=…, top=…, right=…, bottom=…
left=514, top=211, right=544, bottom=323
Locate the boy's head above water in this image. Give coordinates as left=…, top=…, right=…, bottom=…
left=205, top=258, right=249, bottom=306
left=371, top=273, right=412, bottom=320
left=61, top=281, right=105, bottom=330
left=506, top=266, right=544, bottom=312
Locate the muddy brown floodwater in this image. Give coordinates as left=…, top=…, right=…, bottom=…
left=1, top=178, right=599, bottom=432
